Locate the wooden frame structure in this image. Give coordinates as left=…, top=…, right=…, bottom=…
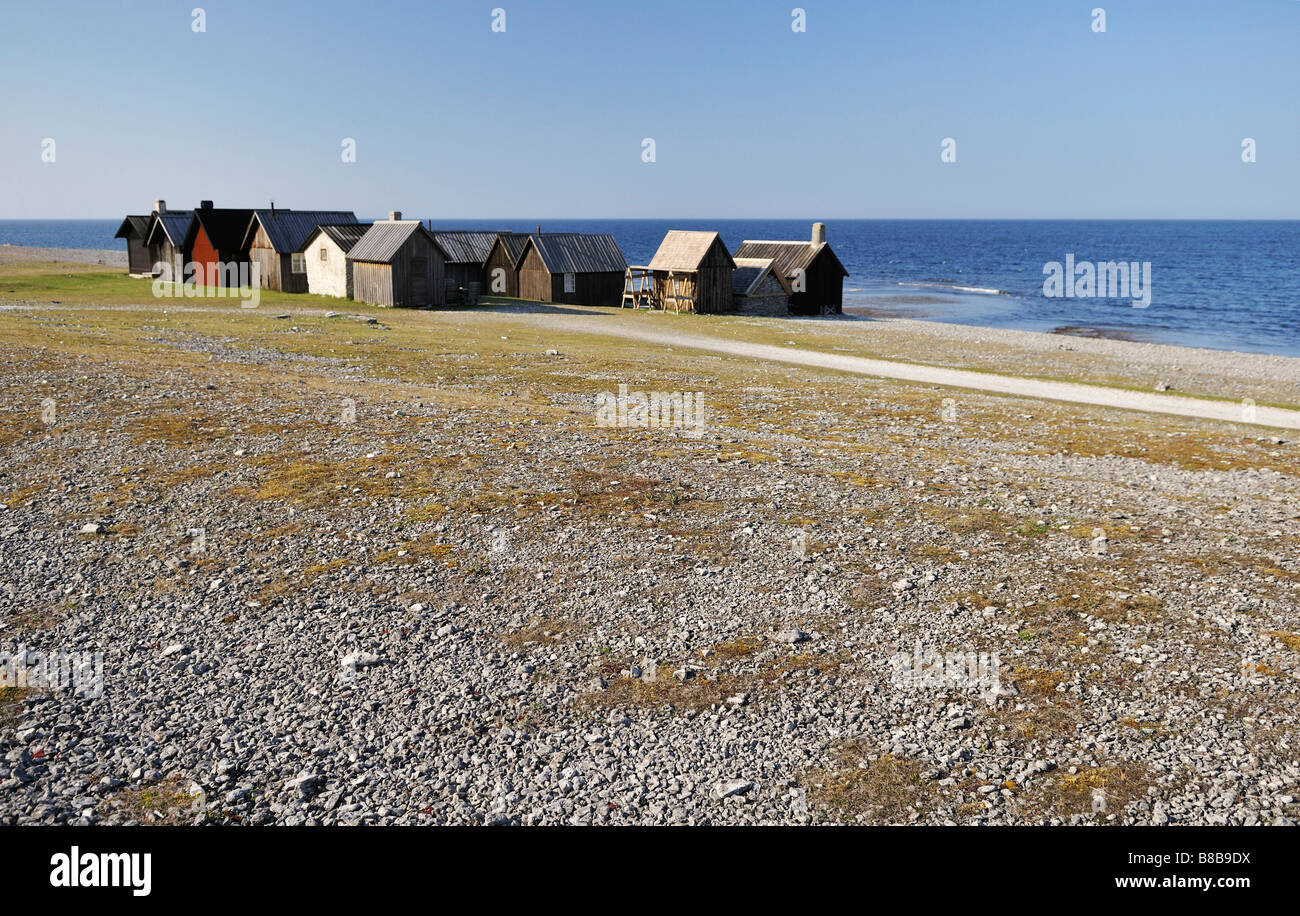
left=639, top=230, right=736, bottom=314
left=621, top=266, right=654, bottom=308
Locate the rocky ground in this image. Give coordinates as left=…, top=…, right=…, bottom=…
left=1, top=268, right=1298, bottom=825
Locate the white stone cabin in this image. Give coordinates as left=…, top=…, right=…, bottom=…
left=302, top=223, right=371, bottom=298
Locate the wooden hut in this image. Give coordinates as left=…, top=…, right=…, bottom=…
left=430, top=230, right=506, bottom=301
left=481, top=232, right=531, bottom=297
left=114, top=214, right=153, bottom=276
left=515, top=234, right=627, bottom=306
left=141, top=202, right=193, bottom=280
left=346, top=213, right=448, bottom=308
left=302, top=223, right=370, bottom=299
left=640, top=230, right=735, bottom=314
left=733, top=223, right=848, bottom=315
left=731, top=257, right=792, bottom=316
left=181, top=201, right=253, bottom=288
left=242, top=207, right=358, bottom=293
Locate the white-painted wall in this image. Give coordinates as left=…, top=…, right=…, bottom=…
left=305, top=233, right=351, bottom=298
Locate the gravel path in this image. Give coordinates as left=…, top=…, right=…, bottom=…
left=505, top=309, right=1300, bottom=429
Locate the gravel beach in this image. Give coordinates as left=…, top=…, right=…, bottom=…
left=0, top=245, right=127, bottom=267
left=1, top=254, right=1297, bottom=826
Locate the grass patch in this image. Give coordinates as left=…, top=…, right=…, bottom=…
left=371, top=535, right=454, bottom=566
left=806, top=743, right=933, bottom=824
left=710, top=636, right=764, bottom=659
left=1012, top=665, right=1066, bottom=698
left=498, top=619, right=574, bottom=650
left=102, top=777, right=201, bottom=825
left=591, top=665, right=742, bottom=713
left=1029, top=764, right=1153, bottom=820
left=1266, top=631, right=1300, bottom=653
left=0, top=686, right=32, bottom=730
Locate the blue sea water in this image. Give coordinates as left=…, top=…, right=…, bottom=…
left=2, top=218, right=1297, bottom=357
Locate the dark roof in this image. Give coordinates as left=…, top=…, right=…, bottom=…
left=243, top=209, right=359, bottom=253
left=144, top=211, right=193, bottom=247
left=488, top=232, right=532, bottom=267
left=304, top=223, right=371, bottom=253
left=115, top=215, right=150, bottom=239
left=431, top=231, right=510, bottom=265
left=522, top=233, right=627, bottom=274
left=731, top=257, right=790, bottom=296
left=732, top=240, right=849, bottom=280
left=347, top=221, right=446, bottom=263
left=184, top=207, right=255, bottom=253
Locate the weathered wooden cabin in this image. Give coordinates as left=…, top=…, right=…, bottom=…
left=242, top=208, right=358, bottom=293
left=117, top=198, right=186, bottom=276
left=114, top=214, right=154, bottom=276
left=641, top=230, right=736, bottom=313
left=302, top=223, right=370, bottom=299
left=731, top=257, right=792, bottom=316
left=140, top=202, right=193, bottom=280
left=346, top=213, right=448, bottom=308
left=181, top=201, right=253, bottom=287
left=481, top=232, right=531, bottom=297
left=514, top=234, right=627, bottom=306
left=733, top=223, right=848, bottom=315
left=430, top=230, right=504, bottom=300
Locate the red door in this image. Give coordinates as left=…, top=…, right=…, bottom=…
left=191, top=225, right=219, bottom=286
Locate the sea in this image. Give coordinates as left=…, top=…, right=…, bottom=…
left=2, top=218, right=1297, bottom=358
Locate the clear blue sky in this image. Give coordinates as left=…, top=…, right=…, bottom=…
left=1, top=0, right=1297, bottom=218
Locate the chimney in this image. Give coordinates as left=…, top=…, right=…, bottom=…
left=200, top=200, right=214, bottom=210
left=812, top=222, right=826, bottom=246
left=388, top=210, right=402, bottom=221
left=154, top=199, right=166, bottom=213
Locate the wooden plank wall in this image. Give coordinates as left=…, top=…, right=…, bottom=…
left=353, top=262, right=395, bottom=307
left=484, top=247, right=519, bottom=296
left=518, top=247, right=553, bottom=302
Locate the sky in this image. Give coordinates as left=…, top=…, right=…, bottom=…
left=0, top=0, right=1297, bottom=219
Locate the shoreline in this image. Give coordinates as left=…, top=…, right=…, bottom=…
left=0, top=244, right=127, bottom=267
left=3, top=245, right=1298, bottom=406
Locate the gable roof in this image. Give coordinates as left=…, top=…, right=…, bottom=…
left=486, top=232, right=532, bottom=268
left=432, top=230, right=511, bottom=265
left=144, top=210, right=193, bottom=247
left=732, top=257, right=792, bottom=296
left=304, top=223, right=371, bottom=253
left=346, top=221, right=446, bottom=263
left=115, top=215, right=151, bottom=240
left=648, top=230, right=735, bottom=271
left=184, top=206, right=255, bottom=253
left=521, top=233, right=627, bottom=274
left=732, top=240, right=849, bottom=280
left=243, top=209, right=359, bottom=253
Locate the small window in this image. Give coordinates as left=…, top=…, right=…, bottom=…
left=291, top=252, right=306, bottom=274
left=320, top=246, right=328, bottom=262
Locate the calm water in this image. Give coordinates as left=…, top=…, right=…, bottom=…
left=3, top=218, right=1297, bottom=357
